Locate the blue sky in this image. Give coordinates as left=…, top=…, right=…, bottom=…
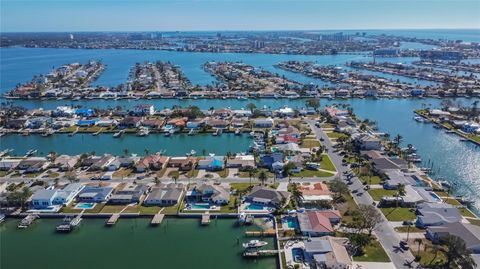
left=1, top=0, right=479, bottom=32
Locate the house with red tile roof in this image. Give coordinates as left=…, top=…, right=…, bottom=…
left=298, top=210, right=342, bottom=236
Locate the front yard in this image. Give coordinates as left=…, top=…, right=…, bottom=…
left=380, top=207, right=416, bottom=221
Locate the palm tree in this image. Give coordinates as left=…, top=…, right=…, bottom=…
left=258, top=171, right=267, bottom=186
left=396, top=183, right=406, bottom=207
left=283, top=162, right=296, bottom=183
left=290, top=183, right=303, bottom=207
left=172, top=175, right=178, bottom=184
left=414, top=238, right=423, bottom=256
left=444, top=235, right=477, bottom=269
left=246, top=103, right=257, bottom=113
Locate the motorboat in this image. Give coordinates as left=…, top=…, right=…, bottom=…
left=113, top=130, right=125, bottom=138
left=137, top=127, right=150, bottom=137
left=243, top=240, right=268, bottom=249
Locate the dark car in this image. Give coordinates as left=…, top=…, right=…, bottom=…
left=400, top=240, right=409, bottom=250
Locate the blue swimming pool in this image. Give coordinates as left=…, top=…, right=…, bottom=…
left=190, top=203, right=212, bottom=210
left=287, top=217, right=299, bottom=229
left=291, top=248, right=304, bottom=263
left=75, top=203, right=96, bottom=209
left=429, top=192, right=442, bottom=202
left=246, top=203, right=265, bottom=210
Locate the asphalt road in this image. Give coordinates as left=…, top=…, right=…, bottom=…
left=306, top=119, right=418, bottom=269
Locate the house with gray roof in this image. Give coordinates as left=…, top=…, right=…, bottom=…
left=144, top=183, right=185, bottom=206
left=303, top=236, right=352, bottom=269
left=427, top=222, right=480, bottom=253
left=77, top=186, right=113, bottom=203
left=189, top=183, right=230, bottom=205
left=416, top=203, right=462, bottom=228
left=244, top=186, right=290, bottom=208
left=109, top=184, right=148, bottom=204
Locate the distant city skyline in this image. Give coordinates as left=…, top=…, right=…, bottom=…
left=1, top=0, right=479, bottom=32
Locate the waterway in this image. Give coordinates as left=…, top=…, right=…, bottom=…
left=0, top=218, right=277, bottom=269
left=0, top=133, right=252, bottom=156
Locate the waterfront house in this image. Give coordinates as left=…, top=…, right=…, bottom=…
left=0, top=159, right=21, bottom=171
left=426, top=222, right=480, bottom=253
left=324, top=107, right=349, bottom=118
left=52, top=183, right=85, bottom=206
left=75, top=108, right=94, bottom=117
left=167, top=157, right=197, bottom=171
left=207, top=119, right=229, bottom=129
left=189, top=183, right=230, bottom=205
left=244, top=186, right=290, bottom=208
left=253, top=118, right=274, bottom=128
left=135, top=155, right=169, bottom=172
left=144, top=183, right=185, bottom=206
left=225, top=155, right=255, bottom=170
left=354, top=134, right=382, bottom=151
left=462, top=122, right=480, bottom=133
left=372, top=157, right=408, bottom=174
left=416, top=203, right=462, bottom=228
left=89, top=154, right=115, bottom=171
left=119, top=117, right=142, bottom=129
left=260, top=153, right=284, bottom=170
left=31, top=189, right=57, bottom=209
left=142, top=119, right=164, bottom=129
left=17, top=157, right=48, bottom=173
left=383, top=170, right=417, bottom=189
left=186, top=120, right=203, bottom=129
left=197, top=156, right=225, bottom=171
left=109, top=183, right=148, bottom=204
left=166, top=118, right=187, bottom=128
left=77, top=186, right=114, bottom=203
left=5, top=119, right=26, bottom=129
left=53, top=155, right=79, bottom=171
left=95, top=119, right=118, bottom=127
left=76, top=119, right=98, bottom=127
left=303, top=236, right=352, bottom=269
left=298, top=210, right=342, bottom=236
left=115, top=157, right=138, bottom=168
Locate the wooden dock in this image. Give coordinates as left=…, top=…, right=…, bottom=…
left=245, top=229, right=276, bottom=237
left=106, top=214, right=120, bottom=226
left=150, top=213, right=165, bottom=226
left=201, top=213, right=210, bottom=225
left=243, top=250, right=279, bottom=258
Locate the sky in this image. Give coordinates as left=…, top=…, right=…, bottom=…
left=1, top=0, right=479, bottom=32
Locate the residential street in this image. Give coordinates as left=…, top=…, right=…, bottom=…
left=306, top=120, right=418, bottom=269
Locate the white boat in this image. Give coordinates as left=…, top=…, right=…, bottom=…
left=235, top=129, right=241, bottom=136
left=165, top=129, right=175, bottom=137
left=25, top=149, right=37, bottom=156
left=238, top=212, right=254, bottom=225
left=0, top=214, right=5, bottom=224
left=242, top=240, right=268, bottom=249
left=113, top=130, right=125, bottom=138
left=413, top=116, right=425, bottom=123
left=186, top=149, right=196, bottom=156
left=137, top=127, right=150, bottom=137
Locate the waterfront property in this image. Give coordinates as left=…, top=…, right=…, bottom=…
left=143, top=183, right=185, bottom=206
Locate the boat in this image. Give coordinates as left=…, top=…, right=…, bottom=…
left=25, top=149, right=37, bottom=157
left=165, top=129, right=175, bottom=137
left=249, top=131, right=255, bottom=137
left=42, top=129, right=54, bottom=137
left=235, top=129, right=241, bottom=136
left=413, top=116, right=425, bottom=123
left=186, top=149, right=196, bottom=156
left=137, top=127, right=150, bottom=137
left=18, top=214, right=38, bottom=229
left=22, top=130, right=30, bottom=136
left=212, top=128, right=222, bottom=136
left=459, top=138, right=469, bottom=142
left=113, top=130, right=125, bottom=138
left=242, top=240, right=268, bottom=249
left=438, top=180, right=452, bottom=189
left=0, top=214, right=5, bottom=224
left=188, top=129, right=198, bottom=136
left=56, top=215, right=82, bottom=233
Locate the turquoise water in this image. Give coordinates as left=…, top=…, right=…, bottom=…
left=75, top=203, right=96, bottom=209
left=286, top=217, right=299, bottom=229
left=246, top=204, right=266, bottom=211
left=0, top=133, right=252, bottom=156
left=190, top=203, right=213, bottom=210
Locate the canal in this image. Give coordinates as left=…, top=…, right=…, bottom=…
left=0, top=218, right=277, bottom=269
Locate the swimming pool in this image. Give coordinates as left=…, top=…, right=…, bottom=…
left=188, top=203, right=218, bottom=210
left=246, top=203, right=266, bottom=211
left=429, top=192, right=442, bottom=202
left=75, top=203, right=96, bottom=209
left=291, top=248, right=304, bottom=263
left=286, top=217, right=299, bottom=229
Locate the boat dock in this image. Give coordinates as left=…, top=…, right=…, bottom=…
left=150, top=213, right=165, bottom=226
left=56, top=215, right=82, bottom=232
left=243, top=250, right=279, bottom=258
left=106, top=214, right=120, bottom=226
left=18, top=214, right=39, bottom=229
left=201, top=213, right=210, bottom=225
left=245, top=229, right=276, bottom=237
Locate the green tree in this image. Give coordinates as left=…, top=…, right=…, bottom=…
left=305, top=98, right=320, bottom=112
left=246, top=103, right=257, bottom=113
left=329, top=178, right=349, bottom=202
left=282, top=162, right=296, bottom=183
left=443, top=235, right=476, bottom=269
left=258, top=171, right=267, bottom=186
left=290, top=183, right=303, bottom=207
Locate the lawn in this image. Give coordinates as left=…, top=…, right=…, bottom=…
left=238, top=168, right=273, bottom=178
left=367, top=189, right=398, bottom=201
left=326, top=131, right=349, bottom=140
left=394, top=226, right=424, bottom=233
left=459, top=208, right=477, bottom=218
left=320, top=154, right=336, bottom=172
left=443, top=198, right=461, bottom=206
left=46, top=171, right=60, bottom=178
left=112, top=168, right=133, bottom=178
left=24, top=172, right=43, bottom=178
left=337, top=193, right=360, bottom=225
left=301, top=139, right=321, bottom=148
left=61, top=203, right=105, bottom=214
left=468, top=218, right=480, bottom=226
left=380, top=207, right=416, bottom=221
left=292, top=169, right=334, bottom=177
left=410, top=239, right=447, bottom=267
left=433, top=191, right=449, bottom=197
left=230, top=183, right=256, bottom=194
left=100, top=205, right=126, bottom=214
left=219, top=196, right=239, bottom=213
left=0, top=171, right=9, bottom=177
left=359, top=175, right=382, bottom=185
left=167, top=170, right=180, bottom=178
left=353, top=239, right=391, bottom=262
left=214, top=169, right=229, bottom=178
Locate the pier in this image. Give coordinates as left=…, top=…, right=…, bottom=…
left=150, top=213, right=165, bottom=226
left=201, top=212, right=210, bottom=225
left=106, top=214, right=120, bottom=226
left=245, top=229, right=276, bottom=237
left=18, top=214, right=39, bottom=229
left=243, top=250, right=279, bottom=258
